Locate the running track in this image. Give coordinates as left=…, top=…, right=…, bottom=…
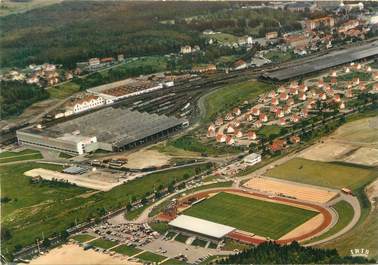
left=180, top=188, right=333, bottom=245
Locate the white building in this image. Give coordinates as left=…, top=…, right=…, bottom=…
left=65, top=95, right=105, bottom=115
left=180, top=45, right=192, bottom=54
left=243, top=153, right=262, bottom=165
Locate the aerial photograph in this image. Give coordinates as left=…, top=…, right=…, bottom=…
left=0, top=0, right=377, bottom=264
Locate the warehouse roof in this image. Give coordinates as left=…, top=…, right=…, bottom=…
left=22, top=107, right=187, bottom=147
left=262, top=40, right=378, bottom=81
left=169, top=215, right=235, bottom=239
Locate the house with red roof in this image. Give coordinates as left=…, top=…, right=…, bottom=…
left=270, top=139, right=286, bottom=152
left=247, top=131, right=257, bottom=140
left=279, top=117, right=286, bottom=126
left=259, top=113, right=268, bottom=122
left=271, top=97, right=279, bottom=106
left=290, top=135, right=301, bottom=144
left=280, top=92, right=289, bottom=101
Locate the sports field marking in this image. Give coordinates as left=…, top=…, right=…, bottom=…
left=184, top=192, right=318, bottom=239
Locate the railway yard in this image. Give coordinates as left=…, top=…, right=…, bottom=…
left=2, top=38, right=378, bottom=265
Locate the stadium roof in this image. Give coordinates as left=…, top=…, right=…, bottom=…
left=169, top=215, right=235, bottom=239
left=262, top=40, right=378, bottom=81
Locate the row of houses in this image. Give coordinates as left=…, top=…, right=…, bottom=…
left=206, top=60, right=378, bottom=150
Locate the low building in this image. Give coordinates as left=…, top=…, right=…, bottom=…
left=180, top=45, right=192, bottom=54
left=87, top=78, right=165, bottom=103
left=17, top=107, right=188, bottom=155
left=233, top=60, right=248, bottom=70
left=191, top=64, right=217, bottom=73
left=64, top=95, right=105, bottom=115
left=305, top=16, right=335, bottom=31
left=243, top=153, right=261, bottom=165
left=284, top=34, right=309, bottom=49
left=266, top=31, right=278, bottom=40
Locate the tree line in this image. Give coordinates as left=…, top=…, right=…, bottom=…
left=218, top=241, right=375, bottom=264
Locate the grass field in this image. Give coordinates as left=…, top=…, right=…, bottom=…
left=1, top=162, right=210, bottom=254
left=71, top=234, right=96, bottom=243
left=91, top=238, right=118, bottom=249
left=319, top=205, right=378, bottom=259
left=258, top=125, right=282, bottom=138
left=136, top=251, right=166, bottom=263
left=48, top=82, right=81, bottom=99
left=149, top=222, right=170, bottom=235
left=333, top=116, right=378, bottom=144
left=113, top=244, right=142, bottom=256
left=175, top=233, right=189, bottom=243
left=266, top=158, right=378, bottom=192
left=202, top=81, right=273, bottom=122
left=0, top=0, right=61, bottom=16
left=184, top=192, right=318, bottom=239
left=0, top=149, right=42, bottom=163
left=192, top=238, right=207, bottom=247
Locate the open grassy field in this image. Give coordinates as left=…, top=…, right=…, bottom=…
left=266, top=158, right=378, bottom=192
left=318, top=205, right=378, bottom=260
left=0, top=149, right=42, bottom=163
left=71, top=234, right=96, bottom=243
left=48, top=82, right=81, bottom=99
left=184, top=192, right=318, bottom=239
left=258, top=125, right=282, bottom=138
left=90, top=238, right=118, bottom=249
left=203, top=32, right=238, bottom=44
left=113, top=244, right=142, bottom=256
left=202, top=81, right=273, bottom=122
left=1, top=162, right=210, bottom=254
left=332, top=116, right=378, bottom=144
left=0, top=0, right=61, bottom=17
left=136, top=251, right=166, bottom=263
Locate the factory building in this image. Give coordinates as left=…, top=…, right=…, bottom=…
left=17, top=107, right=188, bottom=155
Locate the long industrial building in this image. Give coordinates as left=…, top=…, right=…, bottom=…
left=17, top=107, right=188, bottom=155
left=261, top=40, right=378, bottom=81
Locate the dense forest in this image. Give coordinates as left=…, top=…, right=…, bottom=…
left=0, top=81, right=49, bottom=118
left=0, top=1, right=306, bottom=68
left=218, top=241, right=375, bottom=264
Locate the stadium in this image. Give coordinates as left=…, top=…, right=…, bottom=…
left=165, top=188, right=333, bottom=245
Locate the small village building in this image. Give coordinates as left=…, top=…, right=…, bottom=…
left=279, top=117, right=286, bottom=126
left=290, top=135, right=301, bottom=144
left=247, top=131, right=257, bottom=140
left=233, top=60, right=248, bottom=70
left=243, top=153, right=261, bottom=165
left=259, top=113, right=268, bottom=122
left=180, top=45, right=192, bottom=54
left=270, top=139, right=286, bottom=152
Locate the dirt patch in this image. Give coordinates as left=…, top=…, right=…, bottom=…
left=343, top=147, right=378, bottom=166
left=125, top=149, right=171, bottom=169
left=29, top=243, right=141, bottom=265
left=243, top=177, right=338, bottom=204
left=279, top=214, right=324, bottom=241
left=332, top=116, right=378, bottom=145
left=299, top=141, right=356, bottom=162
left=366, top=178, right=378, bottom=208
left=25, top=168, right=124, bottom=191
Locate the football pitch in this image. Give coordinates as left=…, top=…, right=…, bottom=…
left=266, top=158, right=378, bottom=191
left=184, top=192, right=318, bottom=239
